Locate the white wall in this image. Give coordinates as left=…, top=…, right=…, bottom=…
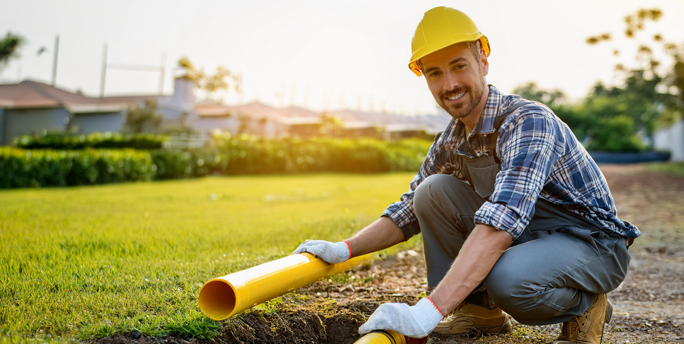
left=169, top=77, right=195, bottom=112
left=3, top=108, right=70, bottom=145
left=71, top=112, right=124, bottom=134
left=654, top=118, right=684, bottom=161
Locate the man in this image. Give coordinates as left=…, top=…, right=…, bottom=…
left=294, top=6, right=638, bottom=344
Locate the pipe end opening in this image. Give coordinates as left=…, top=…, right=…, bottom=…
left=198, top=279, right=236, bottom=320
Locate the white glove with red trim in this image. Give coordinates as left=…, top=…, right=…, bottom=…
left=358, top=297, right=444, bottom=338
left=292, top=240, right=351, bottom=264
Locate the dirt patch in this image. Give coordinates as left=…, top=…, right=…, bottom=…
left=95, top=165, right=684, bottom=343
left=208, top=302, right=374, bottom=344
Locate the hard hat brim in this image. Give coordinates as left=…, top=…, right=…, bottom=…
left=408, top=35, right=490, bottom=77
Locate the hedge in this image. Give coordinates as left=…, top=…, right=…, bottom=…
left=13, top=132, right=167, bottom=150
left=0, top=148, right=156, bottom=188
left=213, top=134, right=431, bottom=174
left=0, top=136, right=432, bottom=188
left=151, top=149, right=229, bottom=180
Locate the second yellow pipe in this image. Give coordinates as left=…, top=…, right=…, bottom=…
left=354, top=330, right=427, bottom=344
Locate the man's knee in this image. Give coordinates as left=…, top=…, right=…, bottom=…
left=414, top=174, right=465, bottom=216
left=484, top=259, right=543, bottom=323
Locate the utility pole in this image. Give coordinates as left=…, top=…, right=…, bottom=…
left=100, top=43, right=108, bottom=97
left=51, top=35, right=59, bottom=85
left=104, top=47, right=166, bottom=96
left=158, top=52, right=166, bottom=94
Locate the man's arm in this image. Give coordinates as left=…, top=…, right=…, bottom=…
left=346, top=217, right=406, bottom=257
left=358, top=224, right=512, bottom=338
left=429, top=224, right=512, bottom=313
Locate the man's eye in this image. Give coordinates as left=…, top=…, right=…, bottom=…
left=428, top=71, right=441, bottom=78
left=455, top=64, right=466, bottom=70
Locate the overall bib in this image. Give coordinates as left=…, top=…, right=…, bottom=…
left=413, top=105, right=631, bottom=324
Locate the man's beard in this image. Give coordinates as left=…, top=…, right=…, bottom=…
left=439, top=81, right=486, bottom=120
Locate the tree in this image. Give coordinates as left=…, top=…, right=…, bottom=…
left=125, top=99, right=162, bottom=133
left=0, top=32, right=24, bottom=71
left=511, top=81, right=566, bottom=106
left=511, top=80, right=648, bottom=152
left=586, top=8, right=683, bottom=131
left=661, top=42, right=684, bottom=126
left=318, top=113, right=344, bottom=136
left=177, top=57, right=240, bottom=102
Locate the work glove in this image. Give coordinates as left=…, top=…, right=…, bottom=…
left=358, top=297, right=444, bottom=338
left=292, top=240, right=351, bottom=264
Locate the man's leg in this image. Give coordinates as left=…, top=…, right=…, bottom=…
left=413, top=174, right=484, bottom=288
left=484, top=228, right=630, bottom=325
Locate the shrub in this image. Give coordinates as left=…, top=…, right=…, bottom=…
left=213, top=134, right=431, bottom=174
left=150, top=149, right=229, bottom=179
left=0, top=148, right=155, bottom=188
left=13, top=132, right=167, bottom=150
left=1, top=136, right=433, bottom=188
left=586, top=115, right=647, bottom=152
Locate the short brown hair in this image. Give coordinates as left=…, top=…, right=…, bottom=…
left=417, top=40, right=484, bottom=74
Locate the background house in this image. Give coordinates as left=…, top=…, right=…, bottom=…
left=1, top=74, right=451, bottom=145
left=0, top=76, right=196, bottom=145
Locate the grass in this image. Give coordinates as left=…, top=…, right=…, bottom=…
left=644, top=161, right=684, bottom=176
left=0, top=173, right=421, bottom=342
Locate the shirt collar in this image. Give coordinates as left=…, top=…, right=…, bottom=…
left=472, top=85, right=503, bottom=135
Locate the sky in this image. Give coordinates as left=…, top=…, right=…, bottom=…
left=1, top=0, right=683, bottom=115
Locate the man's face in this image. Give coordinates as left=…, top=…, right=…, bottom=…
left=420, top=42, right=489, bottom=123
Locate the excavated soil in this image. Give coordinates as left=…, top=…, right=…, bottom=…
left=95, top=164, right=684, bottom=344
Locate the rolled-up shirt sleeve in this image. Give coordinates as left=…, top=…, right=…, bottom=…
left=475, top=109, right=566, bottom=239
left=381, top=174, right=422, bottom=239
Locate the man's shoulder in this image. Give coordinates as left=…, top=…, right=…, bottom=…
left=498, top=95, right=558, bottom=129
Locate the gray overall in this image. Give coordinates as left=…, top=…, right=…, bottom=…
left=413, top=104, right=631, bottom=325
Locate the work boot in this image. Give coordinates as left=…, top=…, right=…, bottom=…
left=554, top=293, right=613, bottom=344
left=432, top=302, right=512, bottom=337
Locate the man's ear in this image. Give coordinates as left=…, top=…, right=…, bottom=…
left=480, top=52, right=489, bottom=77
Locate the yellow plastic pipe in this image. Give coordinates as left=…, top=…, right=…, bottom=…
left=354, top=330, right=427, bottom=344
left=354, top=330, right=406, bottom=344
left=199, top=253, right=371, bottom=320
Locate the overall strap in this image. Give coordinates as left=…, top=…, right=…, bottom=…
left=493, top=101, right=528, bottom=132
left=491, top=101, right=530, bottom=164
left=437, top=101, right=533, bottom=184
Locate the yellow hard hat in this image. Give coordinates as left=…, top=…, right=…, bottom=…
left=409, top=7, right=491, bottom=77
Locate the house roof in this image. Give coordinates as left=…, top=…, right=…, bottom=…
left=194, top=102, right=328, bottom=126
left=195, top=101, right=281, bottom=119
left=329, top=109, right=450, bottom=134
left=0, top=80, right=158, bottom=111
left=282, top=106, right=320, bottom=118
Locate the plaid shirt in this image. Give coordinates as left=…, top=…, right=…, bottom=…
left=382, top=85, right=640, bottom=240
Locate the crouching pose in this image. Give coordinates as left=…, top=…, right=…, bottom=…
left=294, top=7, right=637, bottom=344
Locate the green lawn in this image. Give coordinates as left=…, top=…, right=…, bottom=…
left=644, top=161, right=684, bottom=176
left=0, top=173, right=420, bottom=342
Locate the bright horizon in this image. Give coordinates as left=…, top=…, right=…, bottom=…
left=1, top=0, right=683, bottom=115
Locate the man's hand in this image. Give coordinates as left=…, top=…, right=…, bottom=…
left=358, top=298, right=444, bottom=338
left=292, top=240, right=351, bottom=264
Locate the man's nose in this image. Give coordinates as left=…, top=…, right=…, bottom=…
left=443, top=71, right=460, bottom=91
